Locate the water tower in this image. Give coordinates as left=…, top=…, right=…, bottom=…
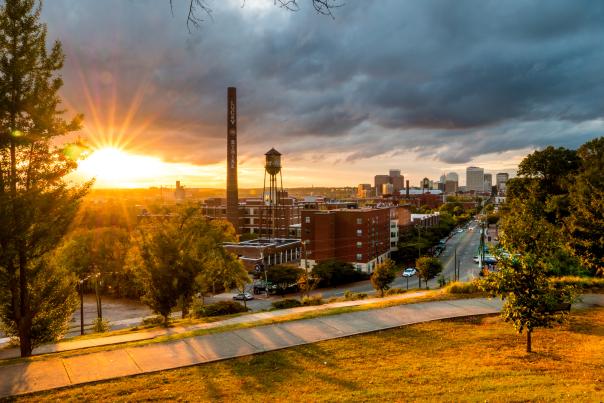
left=260, top=148, right=284, bottom=239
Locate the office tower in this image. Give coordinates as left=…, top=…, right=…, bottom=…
left=466, top=166, right=485, bottom=193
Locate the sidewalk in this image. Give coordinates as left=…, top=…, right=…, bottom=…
left=0, top=294, right=602, bottom=398
left=0, top=290, right=430, bottom=360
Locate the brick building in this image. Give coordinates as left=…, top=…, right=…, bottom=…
left=200, top=193, right=301, bottom=237
left=301, top=207, right=392, bottom=273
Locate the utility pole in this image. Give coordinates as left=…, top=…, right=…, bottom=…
left=79, top=280, right=84, bottom=335
left=454, top=246, right=458, bottom=282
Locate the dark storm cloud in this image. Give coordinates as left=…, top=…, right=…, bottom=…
left=43, top=0, right=604, bottom=165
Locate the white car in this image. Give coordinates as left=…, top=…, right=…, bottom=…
left=402, top=268, right=417, bottom=277
left=473, top=256, right=480, bottom=264
left=233, top=292, right=254, bottom=301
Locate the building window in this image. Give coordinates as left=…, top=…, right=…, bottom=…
left=356, top=218, right=363, bottom=225
left=305, top=216, right=311, bottom=224
left=356, top=229, right=362, bottom=236
left=356, top=253, right=363, bottom=261
left=356, top=241, right=362, bottom=248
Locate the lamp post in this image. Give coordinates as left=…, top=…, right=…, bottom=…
left=302, top=240, right=310, bottom=297
left=79, top=280, right=84, bottom=335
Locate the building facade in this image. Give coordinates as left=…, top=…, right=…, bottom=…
left=496, top=172, right=509, bottom=195
left=374, top=175, right=390, bottom=196
left=301, top=208, right=391, bottom=273
left=466, top=166, right=485, bottom=193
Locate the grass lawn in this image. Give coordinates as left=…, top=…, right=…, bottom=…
left=13, top=307, right=604, bottom=402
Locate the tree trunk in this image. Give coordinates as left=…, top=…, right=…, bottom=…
left=526, top=329, right=532, bottom=353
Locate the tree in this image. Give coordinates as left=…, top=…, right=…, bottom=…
left=267, top=264, right=303, bottom=296
left=370, top=259, right=396, bottom=297
left=415, top=257, right=442, bottom=288
left=311, top=260, right=367, bottom=287
left=481, top=254, right=576, bottom=352
left=55, top=227, right=135, bottom=297
left=175, top=0, right=342, bottom=30
left=566, top=137, right=604, bottom=276
left=0, top=0, right=89, bottom=357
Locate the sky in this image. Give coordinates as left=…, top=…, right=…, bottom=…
left=41, top=0, right=604, bottom=188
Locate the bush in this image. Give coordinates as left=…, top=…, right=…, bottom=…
left=141, top=315, right=165, bottom=326
left=271, top=299, right=302, bottom=309
left=444, top=281, right=480, bottom=294
left=343, top=290, right=368, bottom=301
left=301, top=295, right=324, bottom=306
left=195, top=301, right=248, bottom=317
left=384, top=288, right=406, bottom=296
left=312, top=261, right=369, bottom=287
left=550, top=276, right=604, bottom=290
left=92, top=317, right=110, bottom=333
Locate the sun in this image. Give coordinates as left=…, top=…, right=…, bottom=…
left=76, top=147, right=166, bottom=188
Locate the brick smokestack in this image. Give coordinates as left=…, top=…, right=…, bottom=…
left=406, top=179, right=410, bottom=197
left=226, top=87, right=239, bottom=233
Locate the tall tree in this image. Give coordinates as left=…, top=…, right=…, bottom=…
left=0, top=0, right=88, bottom=357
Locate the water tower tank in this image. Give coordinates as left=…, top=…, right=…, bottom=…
left=265, top=148, right=282, bottom=175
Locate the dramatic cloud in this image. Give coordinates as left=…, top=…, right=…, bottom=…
left=41, top=0, right=604, bottom=185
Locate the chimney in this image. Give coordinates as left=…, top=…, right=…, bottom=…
left=406, top=179, right=410, bottom=197
left=226, top=87, right=239, bottom=233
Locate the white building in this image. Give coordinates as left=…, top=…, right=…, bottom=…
left=466, top=166, right=485, bottom=193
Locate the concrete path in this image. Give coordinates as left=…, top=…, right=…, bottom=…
left=0, top=290, right=432, bottom=360
left=1, top=294, right=602, bottom=398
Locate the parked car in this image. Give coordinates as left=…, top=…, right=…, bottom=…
left=473, top=256, right=480, bottom=264
left=233, top=292, right=254, bottom=301
left=402, top=267, right=417, bottom=277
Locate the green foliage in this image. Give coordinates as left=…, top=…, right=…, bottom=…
left=1, top=259, right=78, bottom=348
left=549, top=276, right=604, bottom=290
left=343, top=290, right=368, bottom=300
left=128, top=211, right=247, bottom=322
left=92, top=317, right=110, bottom=333
left=267, top=264, right=303, bottom=296
left=55, top=227, right=140, bottom=297
left=370, top=259, right=397, bottom=297
left=301, top=294, right=324, bottom=306
left=0, top=0, right=88, bottom=356
left=566, top=137, right=604, bottom=276
left=444, top=281, right=480, bottom=294
left=480, top=254, right=576, bottom=352
left=195, top=301, right=247, bottom=317
left=311, top=260, right=368, bottom=287
left=416, top=257, right=443, bottom=287
left=271, top=299, right=302, bottom=309
left=384, top=288, right=406, bottom=296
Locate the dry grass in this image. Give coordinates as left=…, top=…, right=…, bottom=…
left=12, top=308, right=604, bottom=402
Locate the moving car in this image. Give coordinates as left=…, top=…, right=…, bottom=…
left=233, top=292, right=254, bottom=301
left=402, top=267, right=417, bottom=277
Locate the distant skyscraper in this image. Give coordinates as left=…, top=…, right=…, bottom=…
left=375, top=175, right=390, bottom=196
left=466, top=166, right=485, bottom=193
left=389, top=169, right=404, bottom=192
left=496, top=172, right=509, bottom=194
left=439, top=174, right=447, bottom=184
left=484, top=173, right=493, bottom=194
left=446, top=172, right=459, bottom=182
left=445, top=180, right=458, bottom=194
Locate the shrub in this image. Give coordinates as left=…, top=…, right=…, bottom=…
left=195, top=301, right=248, bottom=317
left=550, top=276, right=604, bottom=290
left=142, top=315, right=165, bottom=326
left=92, top=317, right=110, bottom=333
left=301, top=295, right=324, bottom=306
left=444, top=281, right=480, bottom=294
left=384, top=288, right=406, bottom=296
left=272, top=299, right=302, bottom=309
left=343, top=290, right=368, bottom=300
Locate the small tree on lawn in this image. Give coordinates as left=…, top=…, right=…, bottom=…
left=416, top=257, right=443, bottom=289
left=267, top=264, right=303, bottom=296
left=480, top=254, right=576, bottom=353
left=370, top=259, right=397, bottom=297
